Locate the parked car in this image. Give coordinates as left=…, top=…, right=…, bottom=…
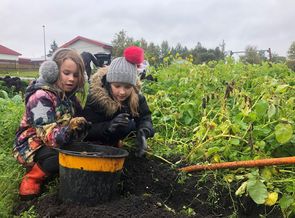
left=94, top=53, right=111, bottom=67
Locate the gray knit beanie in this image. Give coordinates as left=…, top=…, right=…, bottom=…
left=106, top=57, right=137, bottom=86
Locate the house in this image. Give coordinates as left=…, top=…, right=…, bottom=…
left=0, top=44, right=21, bottom=61
left=0, top=44, right=22, bottom=70
left=0, top=44, right=40, bottom=71
left=60, top=36, right=112, bottom=54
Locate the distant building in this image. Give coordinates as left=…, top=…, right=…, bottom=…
left=0, top=44, right=21, bottom=61
left=0, top=36, right=113, bottom=72
left=60, top=36, right=112, bottom=54
left=0, top=44, right=41, bottom=71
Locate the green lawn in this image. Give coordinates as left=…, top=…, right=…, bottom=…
left=0, top=70, right=38, bottom=78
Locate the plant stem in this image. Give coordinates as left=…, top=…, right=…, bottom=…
left=272, top=179, right=295, bottom=183
left=262, top=132, right=274, bottom=141
left=169, top=118, right=177, bottom=143
left=186, top=134, right=248, bottom=161
left=146, top=151, right=175, bottom=166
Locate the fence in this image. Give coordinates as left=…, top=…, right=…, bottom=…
left=0, top=59, right=41, bottom=71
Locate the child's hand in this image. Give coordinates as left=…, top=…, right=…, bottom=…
left=107, top=113, right=130, bottom=133
left=69, top=117, right=91, bottom=140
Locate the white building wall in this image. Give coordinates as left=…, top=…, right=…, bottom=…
left=66, top=41, right=111, bottom=54
left=0, top=54, right=19, bottom=61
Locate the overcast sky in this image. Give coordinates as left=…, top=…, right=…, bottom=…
left=1, top=0, right=294, bottom=58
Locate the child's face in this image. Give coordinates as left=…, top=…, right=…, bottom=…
left=56, top=59, right=79, bottom=93
left=110, top=82, right=133, bottom=103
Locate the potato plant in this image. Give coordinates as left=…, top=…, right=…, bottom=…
left=143, top=58, right=295, bottom=216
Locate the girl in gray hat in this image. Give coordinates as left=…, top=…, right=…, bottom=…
left=82, top=56, right=154, bottom=157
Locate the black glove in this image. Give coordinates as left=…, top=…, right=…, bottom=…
left=68, top=117, right=91, bottom=140
left=135, top=128, right=149, bottom=157
left=108, top=113, right=130, bottom=133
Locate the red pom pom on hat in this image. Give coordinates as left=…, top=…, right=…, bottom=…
left=123, top=46, right=144, bottom=65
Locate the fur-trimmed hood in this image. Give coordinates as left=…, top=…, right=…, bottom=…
left=89, top=67, right=141, bottom=116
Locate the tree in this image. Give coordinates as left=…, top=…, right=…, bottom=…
left=271, top=53, right=286, bottom=63
left=47, top=40, right=58, bottom=57
left=240, top=46, right=262, bottom=64
left=172, top=43, right=189, bottom=59
left=287, top=41, right=295, bottom=60
left=110, top=30, right=230, bottom=67
left=286, top=41, right=295, bottom=71
left=138, top=38, right=148, bottom=50
left=160, top=40, right=170, bottom=58
left=111, top=30, right=134, bottom=57
left=219, top=40, right=226, bottom=55
left=146, top=42, right=161, bottom=66
left=190, top=42, right=224, bottom=64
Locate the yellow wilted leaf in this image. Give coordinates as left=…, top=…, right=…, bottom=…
left=235, top=181, right=247, bottom=196
left=261, top=168, right=273, bottom=181
left=224, top=174, right=234, bottom=183
left=264, top=192, right=278, bottom=206
left=212, top=154, right=221, bottom=163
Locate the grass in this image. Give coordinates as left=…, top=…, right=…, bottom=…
left=0, top=70, right=38, bottom=78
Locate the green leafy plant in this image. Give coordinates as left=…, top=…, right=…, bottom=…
left=0, top=91, right=24, bottom=217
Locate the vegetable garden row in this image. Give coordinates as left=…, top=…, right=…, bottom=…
left=145, top=58, right=295, bottom=217
left=0, top=57, right=294, bottom=217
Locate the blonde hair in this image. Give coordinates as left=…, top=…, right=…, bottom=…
left=53, top=49, right=85, bottom=92
left=128, top=86, right=139, bottom=117
left=111, top=84, right=140, bottom=117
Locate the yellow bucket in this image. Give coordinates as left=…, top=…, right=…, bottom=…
left=56, top=142, right=129, bottom=204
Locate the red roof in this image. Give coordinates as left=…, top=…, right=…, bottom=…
left=60, top=36, right=112, bottom=50
left=0, top=44, right=21, bottom=56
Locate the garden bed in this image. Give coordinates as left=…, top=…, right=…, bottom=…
left=13, top=152, right=282, bottom=217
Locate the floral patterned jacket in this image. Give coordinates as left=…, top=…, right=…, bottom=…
left=13, top=79, right=82, bottom=166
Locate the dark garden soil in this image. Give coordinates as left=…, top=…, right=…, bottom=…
left=13, top=152, right=283, bottom=218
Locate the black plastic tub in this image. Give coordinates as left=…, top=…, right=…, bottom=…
left=56, top=142, right=129, bottom=205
